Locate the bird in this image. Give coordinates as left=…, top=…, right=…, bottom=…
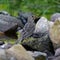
left=15, top=15, right=35, bottom=44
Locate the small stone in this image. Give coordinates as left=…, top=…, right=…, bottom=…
left=27, top=51, right=47, bottom=60
left=50, top=13, right=60, bottom=22
left=55, top=48, right=60, bottom=56
left=1, top=43, right=12, bottom=49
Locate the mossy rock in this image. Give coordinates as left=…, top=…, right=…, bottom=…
left=21, top=34, right=54, bottom=54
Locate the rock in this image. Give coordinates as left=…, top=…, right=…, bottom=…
left=0, top=49, right=7, bottom=60
left=16, top=15, right=35, bottom=43
left=48, top=48, right=60, bottom=60
left=48, top=56, right=54, bottom=60
left=18, top=11, right=36, bottom=25
left=0, top=14, right=24, bottom=39
left=6, top=44, right=34, bottom=60
left=22, top=34, right=55, bottom=55
left=1, top=43, right=12, bottom=49
left=52, top=56, right=60, bottom=60
left=0, top=41, right=5, bottom=45
left=0, top=21, right=17, bottom=39
left=27, top=51, right=47, bottom=60
left=33, top=51, right=47, bottom=60
left=0, top=11, right=10, bottom=15
left=55, top=48, right=60, bottom=56
left=48, top=56, right=60, bottom=60
left=0, top=50, right=16, bottom=60
left=50, top=13, right=60, bottom=22
left=49, top=20, right=60, bottom=49
left=48, top=21, right=54, bottom=28
left=33, top=17, right=49, bottom=38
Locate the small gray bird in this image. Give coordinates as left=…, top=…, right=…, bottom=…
left=15, top=15, right=35, bottom=44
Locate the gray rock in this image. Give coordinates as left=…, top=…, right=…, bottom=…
left=1, top=43, right=12, bottom=49
left=18, top=11, right=35, bottom=25
left=0, top=14, right=24, bottom=28
left=0, top=49, right=7, bottom=60
left=16, top=15, right=35, bottom=43
left=55, top=48, right=60, bottom=56
left=33, top=51, right=47, bottom=60
left=0, top=14, right=24, bottom=39
left=22, top=34, right=55, bottom=55
left=27, top=51, right=47, bottom=60
left=53, top=56, right=60, bottom=60
left=50, top=13, right=60, bottom=22
left=33, top=17, right=49, bottom=38
left=0, top=11, right=10, bottom=15
left=48, top=56, right=60, bottom=60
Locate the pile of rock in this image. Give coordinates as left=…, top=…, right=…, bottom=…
left=0, top=11, right=60, bottom=60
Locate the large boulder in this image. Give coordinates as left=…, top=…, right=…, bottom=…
left=18, top=11, right=36, bottom=25
left=49, top=20, right=60, bottom=49
left=6, top=44, right=34, bottom=60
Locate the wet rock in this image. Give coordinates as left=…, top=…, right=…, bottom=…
left=33, top=17, right=49, bottom=38
left=49, top=20, right=60, bottom=49
left=50, top=13, right=60, bottom=22
left=22, top=34, right=55, bottom=55
left=6, top=44, right=34, bottom=60
left=27, top=51, right=47, bottom=60
left=16, top=15, right=35, bottom=43
left=0, top=14, right=23, bottom=28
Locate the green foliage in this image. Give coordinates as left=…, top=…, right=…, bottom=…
left=0, top=0, right=60, bottom=19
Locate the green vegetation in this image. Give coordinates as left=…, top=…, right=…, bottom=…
left=0, top=0, right=60, bottom=19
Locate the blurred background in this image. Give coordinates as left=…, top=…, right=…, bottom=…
left=0, top=0, right=60, bottom=19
